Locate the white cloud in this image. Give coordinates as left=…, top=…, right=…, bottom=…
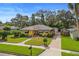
left=0, top=7, right=32, bottom=23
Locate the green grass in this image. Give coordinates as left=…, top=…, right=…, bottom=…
left=62, top=52, right=79, bottom=56
left=25, top=37, right=52, bottom=46
left=62, top=36, right=79, bottom=52
left=0, top=44, right=45, bottom=56
left=7, top=35, right=27, bottom=43
left=0, top=30, right=4, bottom=32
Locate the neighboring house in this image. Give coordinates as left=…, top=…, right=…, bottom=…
left=0, top=26, right=4, bottom=30
left=66, top=25, right=79, bottom=39
left=68, top=28, right=79, bottom=39
left=10, top=26, right=19, bottom=30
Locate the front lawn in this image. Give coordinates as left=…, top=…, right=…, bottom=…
left=7, top=35, right=27, bottom=43
left=0, top=44, right=45, bottom=56
left=61, top=36, right=79, bottom=52
left=25, top=37, right=52, bottom=46
left=62, top=52, right=79, bottom=56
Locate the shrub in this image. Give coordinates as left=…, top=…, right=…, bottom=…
left=61, top=29, right=70, bottom=36
left=14, top=31, right=21, bottom=38
left=39, top=32, right=45, bottom=37
left=42, top=32, right=48, bottom=37
left=1, top=31, right=9, bottom=41
left=3, top=27, right=11, bottom=31
left=39, top=33, right=43, bottom=36
left=43, top=38, right=48, bottom=47
left=75, top=37, right=79, bottom=41
left=39, top=32, right=54, bottom=37
left=47, top=33, right=52, bottom=37
left=0, top=31, right=3, bottom=37
left=20, top=33, right=26, bottom=37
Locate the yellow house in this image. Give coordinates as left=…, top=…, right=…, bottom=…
left=21, top=24, right=55, bottom=37
left=28, top=30, right=35, bottom=37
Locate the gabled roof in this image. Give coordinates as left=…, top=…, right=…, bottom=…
left=21, top=24, right=53, bottom=31
left=0, top=26, right=4, bottom=30
left=10, top=26, right=19, bottom=30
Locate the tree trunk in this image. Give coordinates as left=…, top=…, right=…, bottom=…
left=76, top=20, right=79, bottom=30
left=76, top=16, right=79, bottom=31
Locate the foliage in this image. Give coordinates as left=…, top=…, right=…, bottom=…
left=1, top=31, right=9, bottom=41
left=3, top=27, right=11, bottom=31
left=20, top=33, right=27, bottom=37
left=61, top=29, right=70, bottom=36
left=43, top=38, right=48, bottom=47
left=75, top=37, right=79, bottom=41
left=11, top=14, right=29, bottom=28
left=13, top=31, right=21, bottom=38
left=31, top=14, right=36, bottom=25
left=1, top=9, right=76, bottom=29
left=0, top=21, right=2, bottom=26
left=39, top=32, right=53, bottom=37
left=0, top=30, right=3, bottom=37
left=30, top=9, right=75, bottom=29
left=42, top=32, right=48, bottom=37
left=68, top=3, right=79, bottom=30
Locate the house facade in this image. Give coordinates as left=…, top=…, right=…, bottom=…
left=21, top=24, right=55, bottom=37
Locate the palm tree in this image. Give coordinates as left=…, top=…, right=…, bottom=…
left=68, top=3, right=79, bottom=30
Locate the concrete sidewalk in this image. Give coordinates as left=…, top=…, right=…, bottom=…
left=0, top=42, right=45, bottom=49
left=0, top=53, right=15, bottom=56
left=0, top=33, right=61, bottom=56
left=39, top=32, right=61, bottom=56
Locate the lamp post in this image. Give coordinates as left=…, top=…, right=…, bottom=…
left=29, top=45, right=32, bottom=56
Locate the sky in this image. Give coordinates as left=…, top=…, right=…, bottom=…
left=0, top=3, right=68, bottom=23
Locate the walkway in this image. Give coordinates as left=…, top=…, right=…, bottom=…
left=0, top=42, right=45, bottom=49
left=0, top=33, right=61, bottom=56
left=0, top=38, right=45, bottom=56
left=0, top=53, right=15, bottom=56
left=61, top=49, right=79, bottom=55
left=39, top=32, right=61, bottom=56
left=20, top=38, right=31, bottom=44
